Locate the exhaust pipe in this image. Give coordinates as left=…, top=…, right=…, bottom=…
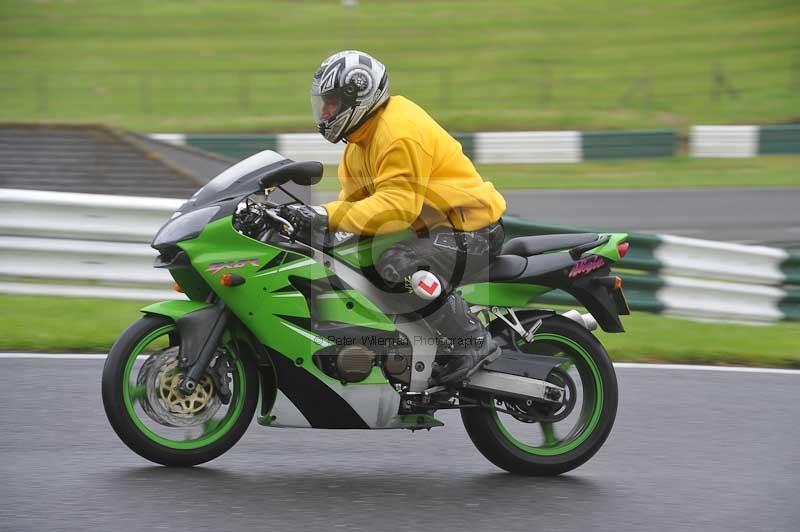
left=562, top=309, right=598, bottom=331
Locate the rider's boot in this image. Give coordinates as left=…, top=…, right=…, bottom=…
left=427, top=291, right=501, bottom=386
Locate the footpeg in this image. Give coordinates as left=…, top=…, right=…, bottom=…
left=422, top=384, right=447, bottom=395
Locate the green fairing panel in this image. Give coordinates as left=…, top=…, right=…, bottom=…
left=592, top=233, right=629, bottom=262
left=316, top=290, right=395, bottom=332
left=140, top=299, right=212, bottom=320
left=460, top=282, right=552, bottom=307
left=180, top=217, right=326, bottom=356
left=177, top=216, right=392, bottom=386
left=178, top=217, right=286, bottom=273
left=332, top=229, right=415, bottom=268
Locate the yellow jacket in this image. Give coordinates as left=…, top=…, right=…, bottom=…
left=322, top=96, right=506, bottom=235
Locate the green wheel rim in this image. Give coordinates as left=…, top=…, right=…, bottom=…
left=493, top=333, right=604, bottom=456
left=121, top=324, right=247, bottom=450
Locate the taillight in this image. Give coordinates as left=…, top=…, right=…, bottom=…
left=617, top=242, right=629, bottom=259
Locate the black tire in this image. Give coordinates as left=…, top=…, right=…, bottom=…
left=102, top=315, right=259, bottom=467
left=461, top=315, right=618, bottom=476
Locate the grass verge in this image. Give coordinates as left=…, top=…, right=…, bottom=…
left=1, top=295, right=798, bottom=368
left=1, top=0, right=798, bottom=132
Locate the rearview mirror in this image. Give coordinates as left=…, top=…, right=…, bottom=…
left=291, top=161, right=324, bottom=186
left=259, top=160, right=324, bottom=189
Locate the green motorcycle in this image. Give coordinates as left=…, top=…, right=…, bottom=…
left=102, top=150, right=630, bottom=475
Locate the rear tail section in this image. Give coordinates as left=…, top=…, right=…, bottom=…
left=461, top=233, right=630, bottom=332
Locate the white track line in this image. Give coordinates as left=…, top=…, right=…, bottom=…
left=0, top=353, right=107, bottom=360
left=1, top=353, right=799, bottom=375
left=614, top=362, right=800, bottom=375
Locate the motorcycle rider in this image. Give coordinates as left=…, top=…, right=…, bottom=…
left=281, top=50, right=507, bottom=385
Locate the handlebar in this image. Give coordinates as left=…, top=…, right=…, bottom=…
left=264, top=207, right=295, bottom=235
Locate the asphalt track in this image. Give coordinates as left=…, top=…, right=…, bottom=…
left=308, top=187, right=800, bottom=248
left=1, top=357, right=798, bottom=532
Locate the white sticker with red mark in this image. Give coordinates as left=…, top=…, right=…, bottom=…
left=411, top=270, right=442, bottom=300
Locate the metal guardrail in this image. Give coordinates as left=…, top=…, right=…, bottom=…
left=0, top=188, right=181, bottom=242
left=503, top=218, right=800, bottom=323
left=1, top=188, right=798, bottom=322
left=0, top=188, right=179, bottom=300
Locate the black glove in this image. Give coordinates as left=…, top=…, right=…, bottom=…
left=278, top=204, right=328, bottom=242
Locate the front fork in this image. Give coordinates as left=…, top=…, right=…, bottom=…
left=175, top=300, right=231, bottom=396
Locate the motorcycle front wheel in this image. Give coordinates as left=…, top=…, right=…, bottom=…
left=102, top=315, right=259, bottom=467
left=461, top=314, right=618, bottom=476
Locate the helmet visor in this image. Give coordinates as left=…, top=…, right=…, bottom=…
left=311, top=90, right=343, bottom=124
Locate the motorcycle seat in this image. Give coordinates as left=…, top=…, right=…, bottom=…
left=465, top=250, right=579, bottom=284
left=464, top=255, right=528, bottom=283
left=502, top=233, right=599, bottom=257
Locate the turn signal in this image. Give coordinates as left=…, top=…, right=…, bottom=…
left=220, top=274, right=246, bottom=287
left=617, top=242, right=630, bottom=259
left=613, top=276, right=623, bottom=290
left=173, top=283, right=183, bottom=293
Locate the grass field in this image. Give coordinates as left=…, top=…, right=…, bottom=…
left=1, top=0, right=798, bottom=132
left=2, top=295, right=798, bottom=368
left=315, top=156, right=800, bottom=190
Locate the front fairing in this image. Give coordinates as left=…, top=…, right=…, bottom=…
left=176, top=151, right=288, bottom=218
left=177, top=215, right=396, bottom=347
left=152, top=151, right=296, bottom=251
left=170, top=215, right=402, bottom=430
left=150, top=146, right=413, bottom=267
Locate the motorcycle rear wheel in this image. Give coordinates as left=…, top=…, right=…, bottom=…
left=102, top=315, right=258, bottom=467
left=461, top=315, right=618, bottom=476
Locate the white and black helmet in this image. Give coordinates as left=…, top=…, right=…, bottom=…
left=311, top=50, right=390, bottom=143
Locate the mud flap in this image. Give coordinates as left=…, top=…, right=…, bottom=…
left=565, top=279, right=626, bottom=333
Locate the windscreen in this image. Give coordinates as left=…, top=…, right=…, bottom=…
left=189, top=150, right=287, bottom=206
left=151, top=152, right=285, bottom=248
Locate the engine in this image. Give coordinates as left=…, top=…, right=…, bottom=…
left=313, top=335, right=412, bottom=384
left=336, top=345, right=376, bottom=382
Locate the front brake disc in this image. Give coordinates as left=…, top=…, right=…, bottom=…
left=136, top=347, right=221, bottom=427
